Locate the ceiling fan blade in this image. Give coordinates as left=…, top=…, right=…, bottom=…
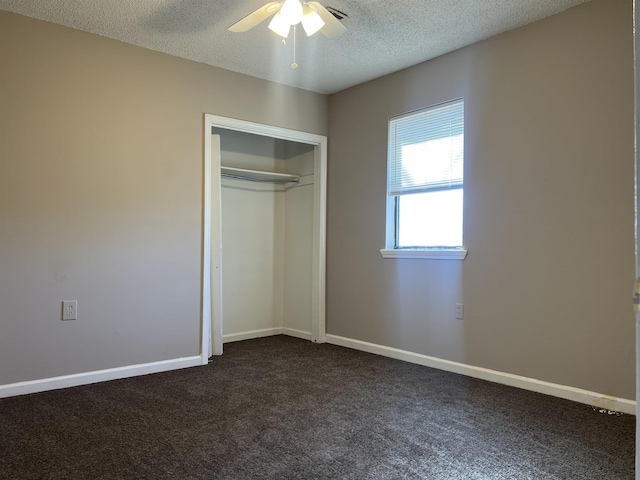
left=228, top=2, right=282, bottom=33
left=307, top=2, right=347, bottom=38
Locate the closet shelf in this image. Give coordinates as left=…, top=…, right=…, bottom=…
left=221, top=166, right=300, bottom=184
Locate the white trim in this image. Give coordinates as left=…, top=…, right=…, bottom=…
left=0, top=356, right=202, bottom=399
left=311, top=136, right=327, bottom=344
left=223, top=328, right=283, bottom=343
left=203, top=114, right=327, bottom=358
left=0, top=324, right=314, bottom=397
left=326, top=334, right=636, bottom=415
left=201, top=127, right=213, bottom=363
left=282, top=327, right=313, bottom=341
left=380, top=248, right=468, bottom=260
left=209, top=134, right=224, bottom=357
left=223, top=327, right=312, bottom=343
left=206, top=114, right=327, bottom=145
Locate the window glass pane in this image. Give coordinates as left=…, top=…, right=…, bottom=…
left=388, top=99, right=464, bottom=196
left=397, top=189, right=463, bottom=247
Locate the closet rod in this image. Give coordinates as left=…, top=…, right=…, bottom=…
left=220, top=166, right=300, bottom=184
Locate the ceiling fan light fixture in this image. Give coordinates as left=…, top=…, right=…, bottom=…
left=268, top=12, right=291, bottom=37
left=280, top=0, right=303, bottom=26
left=301, top=5, right=325, bottom=36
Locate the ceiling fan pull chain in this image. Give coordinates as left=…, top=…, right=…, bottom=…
left=291, top=25, right=298, bottom=69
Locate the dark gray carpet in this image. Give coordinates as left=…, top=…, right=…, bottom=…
left=0, top=335, right=634, bottom=479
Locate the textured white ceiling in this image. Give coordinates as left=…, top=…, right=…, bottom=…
left=0, top=0, right=590, bottom=94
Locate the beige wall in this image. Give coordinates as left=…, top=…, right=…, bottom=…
left=327, top=0, right=635, bottom=399
left=0, top=11, right=327, bottom=385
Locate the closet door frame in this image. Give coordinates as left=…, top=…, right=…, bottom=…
left=202, top=114, right=327, bottom=359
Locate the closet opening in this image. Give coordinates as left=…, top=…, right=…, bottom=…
left=202, top=115, right=327, bottom=360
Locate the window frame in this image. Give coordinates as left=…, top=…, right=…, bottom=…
left=380, top=99, right=468, bottom=261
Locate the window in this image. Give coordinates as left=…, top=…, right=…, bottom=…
left=381, top=99, right=467, bottom=260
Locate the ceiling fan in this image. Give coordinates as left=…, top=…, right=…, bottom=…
left=228, top=0, right=347, bottom=39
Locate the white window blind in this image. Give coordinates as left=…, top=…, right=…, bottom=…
left=388, top=99, right=464, bottom=196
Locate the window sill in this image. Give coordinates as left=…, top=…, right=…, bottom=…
left=380, top=248, right=468, bottom=260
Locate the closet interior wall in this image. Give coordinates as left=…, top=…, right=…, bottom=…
left=213, top=128, right=315, bottom=342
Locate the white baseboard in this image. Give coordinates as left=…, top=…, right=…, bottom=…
left=281, top=327, right=312, bottom=341
left=326, top=334, right=636, bottom=415
left=0, top=356, right=203, bottom=399
left=1, top=329, right=314, bottom=399
left=10, top=334, right=622, bottom=415
left=223, top=327, right=312, bottom=343
left=223, top=327, right=283, bottom=343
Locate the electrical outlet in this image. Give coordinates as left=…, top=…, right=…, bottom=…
left=455, top=303, right=464, bottom=320
left=62, top=300, right=77, bottom=320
